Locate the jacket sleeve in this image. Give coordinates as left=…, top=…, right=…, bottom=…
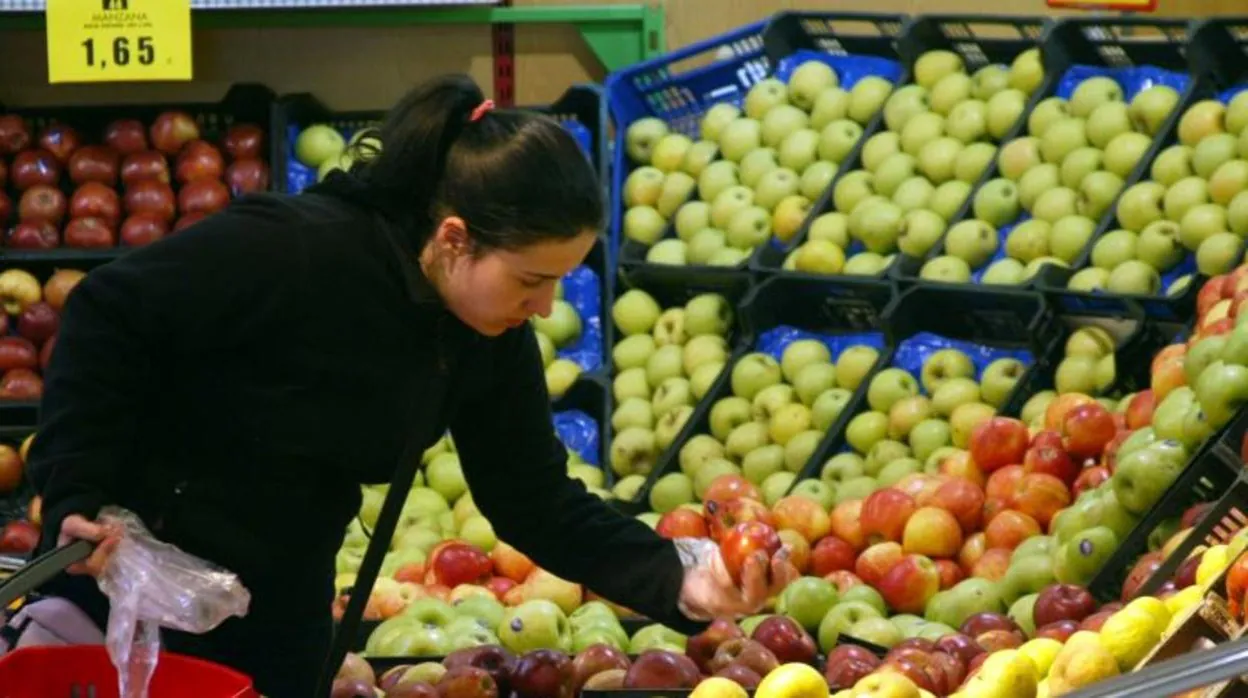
left=450, top=326, right=705, bottom=634
left=27, top=213, right=308, bottom=553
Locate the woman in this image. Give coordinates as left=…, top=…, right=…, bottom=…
left=23, top=74, right=795, bottom=697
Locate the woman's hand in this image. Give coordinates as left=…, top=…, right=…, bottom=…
left=674, top=537, right=799, bottom=622
left=57, top=514, right=121, bottom=577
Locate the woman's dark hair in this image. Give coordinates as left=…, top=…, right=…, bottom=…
left=355, top=74, right=604, bottom=252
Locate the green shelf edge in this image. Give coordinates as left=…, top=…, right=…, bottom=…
left=0, top=3, right=666, bottom=73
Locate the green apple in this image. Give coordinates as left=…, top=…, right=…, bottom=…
left=1078, top=171, right=1124, bottom=220
left=811, top=87, right=852, bottom=130
left=1032, top=186, right=1080, bottom=224
left=1069, top=76, right=1123, bottom=119
left=1090, top=229, right=1137, bottom=270
left=1152, top=145, right=1195, bottom=187
left=1009, top=49, right=1044, bottom=94
left=1028, top=96, right=1070, bottom=138
left=719, top=118, right=763, bottom=162
left=680, top=434, right=727, bottom=477
left=821, top=452, right=866, bottom=485
left=1049, top=214, right=1097, bottom=264
left=954, top=142, right=998, bottom=184
left=924, top=577, right=1004, bottom=629
left=1194, top=359, right=1248, bottom=427
left=742, top=444, right=785, bottom=484
left=920, top=255, right=972, bottom=283
left=1179, top=203, right=1229, bottom=252
left=1009, top=593, right=1040, bottom=638
left=625, top=117, right=670, bottom=164
left=987, top=89, right=1028, bottom=140
left=877, top=457, right=922, bottom=487
left=613, top=289, right=661, bottom=336
left=915, top=50, right=965, bottom=90
left=1198, top=231, right=1243, bottom=275
left=921, top=348, right=974, bottom=393
left=981, top=258, right=1026, bottom=285
left=946, top=219, right=1000, bottom=268
left=1040, top=118, right=1089, bottom=165
left=909, top=419, right=952, bottom=462
left=629, top=623, right=687, bottom=654
left=848, top=76, right=895, bottom=125
left=1054, top=525, right=1118, bottom=586
left=846, top=410, right=889, bottom=454
left=1106, top=260, right=1161, bottom=295
left=1193, top=132, right=1240, bottom=178
left=998, top=554, right=1056, bottom=605
left=779, top=129, right=821, bottom=172
left=884, top=84, right=930, bottom=132
left=1103, top=131, right=1152, bottom=179
left=812, top=387, right=853, bottom=431
left=699, top=160, right=742, bottom=203
left=999, top=137, right=1043, bottom=182
left=981, top=357, right=1025, bottom=408
left=624, top=166, right=665, bottom=207
left=865, top=439, right=913, bottom=477
left=1067, top=267, right=1110, bottom=292
left=778, top=576, right=839, bottom=632
left=1086, top=101, right=1131, bottom=148
left=1112, top=439, right=1188, bottom=514
left=819, top=119, right=866, bottom=164
left=652, top=133, right=694, bottom=173
left=1017, top=163, right=1061, bottom=212
left=835, top=345, right=881, bottom=391
left=1130, top=84, right=1180, bottom=135
left=930, top=180, right=972, bottom=222
left=761, top=472, right=797, bottom=507
left=867, top=367, right=920, bottom=413
left=649, top=472, right=694, bottom=513
left=610, top=427, right=658, bottom=477
left=613, top=397, right=654, bottom=432
left=791, top=477, right=836, bottom=508
left=817, top=600, right=883, bottom=652
left=849, top=618, right=903, bottom=648
left=761, top=104, right=810, bottom=148
left=693, top=459, right=741, bottom=498
left=1137, top=220, right=1185, bottom=271
left=709, top=396, right=752, bottom=441
left=901, top=112, right=947, bottom=158
left=891, top=614, right=929, bottom=639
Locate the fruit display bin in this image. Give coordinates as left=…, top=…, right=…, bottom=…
left=0, top=83, right=277, bottom=264
left=1086, top=407, right=1248, bottom=604
left=1036, top=17, right=1247, bottom=323
left=0, top=258, right=101, bottom=428
left=553, top=373, right=612, bottom=483
left=605, top=263, right=755, bottom=514
left=891, top=16, right=1194, bottom=298
left=270, top=84, right=608, bottom=200
left=0, top=428, right=37, bottom=566
left=606, top=12, right=907, bottom=269
left=623, top=274, right=896, bottom=515
left=754, top=14, right=1054, bottom=281
left=785, top=283, right=1059, bottom=497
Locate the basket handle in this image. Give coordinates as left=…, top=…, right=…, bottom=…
left=0, top=540, right=94, bottom=610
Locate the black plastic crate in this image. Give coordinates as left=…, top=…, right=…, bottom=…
left=0, top=258, right=105, bottom=429
left=0, top=83, right=277, bottom=265
left=623, top=275, right=896, bottom=513
left=891, top=17, right=1194, bottom=300
left=787, top=283, right=1059, bottom=492
left=606, top=264, right=756, bottom=514
left=1035, top=18, right=1244, bottom=324
left=1087, top=408, right=1247, bottom=604
left=271, top=85, right=608, bottom=198
left=609, top=12, right=908, bottom=271
left=756, top=14, right=1054, bottom=281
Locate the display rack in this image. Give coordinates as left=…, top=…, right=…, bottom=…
left=0, top=2, right=665, bottom=75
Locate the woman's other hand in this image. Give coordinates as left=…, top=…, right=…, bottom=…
left=57, top=514, right=121, bottom=577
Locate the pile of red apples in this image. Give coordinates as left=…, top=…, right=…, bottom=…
left=0, top=267, right=85, bottom=400
left=0, top=433, right=41, bottom=556
left=0, top=112, right=267, bottom=250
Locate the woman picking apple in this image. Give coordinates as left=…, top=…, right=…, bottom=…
left=18, top=74, right=795, bottom=697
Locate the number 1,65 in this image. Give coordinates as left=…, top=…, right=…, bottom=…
left=82, top=36, right=156, bottom=67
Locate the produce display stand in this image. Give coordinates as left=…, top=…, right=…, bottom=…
left=759, top=13, right=1053, bottom=281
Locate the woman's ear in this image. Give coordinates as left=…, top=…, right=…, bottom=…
left=433, top=216, right=472, bottom=256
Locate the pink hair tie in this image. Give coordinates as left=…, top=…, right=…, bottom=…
left=470, top=99, right=495, bottom=122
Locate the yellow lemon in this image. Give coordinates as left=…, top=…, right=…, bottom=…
left=1036, top=678, right=1051, bottom=698
left=1165, top=585, right=1204, bottom=617
left=1100, top=607, right=1161, bottom=671
left=1019, top=637, right=1063, bottom=677
left=1049, top=635, right=1119, bottom=694
left=1197, top=544, right=1230, bottom=587
left=963, top=649, right=1039, bottom=698
left=691, top=677, right=750, bottom=698
left=1126, top=596, right=1172, bottom=636
left=757, top=663, right=831, bottom=698
left=850, top=670, right=918, bottom=698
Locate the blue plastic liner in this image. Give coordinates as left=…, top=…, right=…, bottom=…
left=891, top=332, right=1034, bottom=388
left=755, top=326, right=888, bottom=361
left=556, top=265, right=604, bottom=372
left=555, top=408, right=600, bottom=466
left=773, top=49, right=905, bottom=93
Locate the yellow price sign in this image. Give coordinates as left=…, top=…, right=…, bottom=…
left=1047, top=0, right=1157, bottom=9
left=45, top=0, right=192, bottom=84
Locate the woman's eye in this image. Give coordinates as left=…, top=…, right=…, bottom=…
left=520, top=277, right=544, bottom=289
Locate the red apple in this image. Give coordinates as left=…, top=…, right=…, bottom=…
left=18, top=184, right=66, bottom=224
left=1062, top=402, right=1116, bottom=459
left=809, top=535, right=857, bottom=575
left=69, top=181, right=122, bottom=225
left=173, top=212, right=208, bottom=232
left=1122, top=552, right=1165, bottom=601
left=444, top=646, right=517, bottom=696
left=483, top=576, right=514, bottom=600
left=940, top=450, right=986, bottom=487
left=490, top=541, right=534, bottom=583
left=969, top=417, right=1029, bottom=473
left=120, top=213, right=169, bottom=247
left=930, top=650, right=967, bottom=694
left=1197, top=274, right=1232, bottom=317
left=686, top=618, right=745, bottom=673
left=569, top=644, right=628, bottom=693
left=824, top=655, right=879, bottom=691
left=16, top=301, right=58, bottom=346
left=1181, top=502, right=1213, bottom=529
left=895, top=472, right=946, bottom=506
left=1013, top=473, right=1072, bottom=529
left=1125, top=390, right=1157, bottom=430
left=772, top=495, right=833, bottom=543
left=436, top=665, right=498, bottom=698
left=63, top=217, right=116, bottom=249
left=960, top=612, right=1019, bottom=639
left=426, top=541, right=492, bottom=588
left=7, top=220, right=59, bottom=249
left=150, top=111, right=201, bottom=156
left=1072, top=465, right=1110, bottom=497
left=959, top=532, right=987, bottom=573
left=831, top=499, right=867, bottom=551
left=622, top=650, right=699, bottom=690
left=860, top=488, right=918, bottom=544
left=883, top=649, right=944, bottom=695
left=0, top=337, right=39, bottom=371
left=178, top=179, right=230, bottom=215
left=0, top=115, right=32, bottom=155
left=707, top=638, right=780, bottom=677
left=124, top=179, right=176, bottom=222
left=934, top=633, right=983, bottom=666
left=43, top=269, right=86, bottom=313
left=856, top=541, right=904, bottom=587
left=1079, top=609, right=1115, bottom=632
left=0, top=444, right=22, bottom=495
left=719, top=520, right=781, bottom=584
left=0, top=520, right=38, bottom=554
left=936, top=559, right=965, bottom=589
left=68, top=145, right=120, bottom=186
left=970, top=547, right=1012, bottom=581
left=104, top=118, right=149, bottom=155
left=225, top=158, right=270, bottom=196
left=175, top=139, right=226, bottom=184
left=1023, top=431, right=1079, bottom=484
left=977, top=628, right=1025, bottom=652
left=706, top=497, right=776, bottom=542
left=928, top=477, right=985, bottom=533
left=120, top=150, right=171, bottom=185
left=877, top=553, right=941, bottom=614
left=825, top=569, right=864, bottom=592
left=223, top=123, right=265, bottom=160
left=10, top=149, right=60, bottom=190
left=749, top=615, right=817, bottom=664
left=39, top=333, right=56, bottom=371
left=779, top=529, right=811, bottom=574
left=1035, top=620, right=1079, bottom=643
left=1034, top=583, right=1097, bottom=627
left=654, top=509, right=708, bottom=540
left=37, top=123, right=82, bottom=164
left=0, top=190, right=12, bottom=224
left=713, top=663, right=762, bottom=689
left=0, top=368, right=43, bottom=399
left=704, top=474, right=763, bottom=505
left=984, top=510, right=1041, bottom=550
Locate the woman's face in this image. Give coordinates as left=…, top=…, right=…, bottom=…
left=426, top=219, right=597, bottom=337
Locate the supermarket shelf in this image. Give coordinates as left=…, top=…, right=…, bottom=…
left=0, top=3, right=665, bottom=74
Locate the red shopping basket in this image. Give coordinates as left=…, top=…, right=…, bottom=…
left=0, top=646, right=259, bottom=698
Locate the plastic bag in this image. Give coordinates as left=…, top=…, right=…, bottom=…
left=95, top=506, right=252, bottom=698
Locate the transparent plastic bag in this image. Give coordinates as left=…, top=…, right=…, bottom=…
left=95, top=506, right=252, bottom=698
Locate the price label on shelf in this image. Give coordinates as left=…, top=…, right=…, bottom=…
left=45, top=0, right=192, bottom=84
left=1047, top=0, right=1157, bottom=9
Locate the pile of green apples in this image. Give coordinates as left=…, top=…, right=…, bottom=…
left=620, top=58, right=894, bottom=265
left=791, top=346, right=1026, bottom=506
left=1069, top=89, right=1248, bottom=295
left=919, top=74, right=1182, bottom=286
left=784, top=47, right=1045, bottom=278
left=531, top=284, right=587, bottom=401
left=607, top=288, right=736, bottom=493
left=1050, top=326, right=1121, bottom=400
left=644, top=335, right=883, bottom=514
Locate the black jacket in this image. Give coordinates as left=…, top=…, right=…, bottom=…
left=26, top=172, right=699, bottom=642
